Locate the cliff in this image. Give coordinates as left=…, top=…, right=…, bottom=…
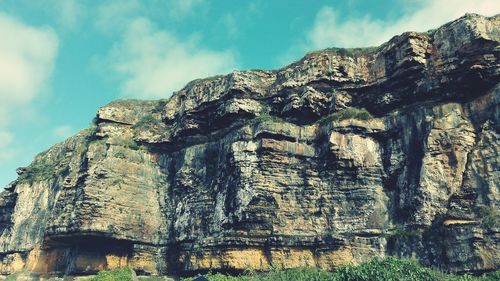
left=0, top=13, right=498, bottom=277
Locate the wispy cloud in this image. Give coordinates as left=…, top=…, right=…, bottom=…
left=54, top=0, right=86, bottom=29
left=220, top=14, right=239, bottom=39
left=167, top=0, right=206, bottom=20
left=0, top=13, right=59, bottom=160
left=308, top=0, right=500, bottom=49
left=21, top=0, right=86, bottom=30
left=107, top=17, right=236, bottom=99
left=0, top=131, right=14, bottom=161
left=95, top=0, right=142, bottom=33
left=94, top=0, right=206, bottom=30
left=0, top=15, right=58, bottom=103
left=52, top=125, right=74, bottom=139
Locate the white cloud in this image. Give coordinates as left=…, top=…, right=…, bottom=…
left=20, top=0, right=86, bottom=30
left=0, top=132, right=14, bottom=144
left=0, top=13, right=59, bottom=160
left=95, top=0, right=205, bottom=31
left=0, top=131, right=14, bottom=161
left=52, top=125, right=74, bottom=139
left=107, top=17, right=236, bottom=99
left=308, top=0, right=500, bottom=49
left=0, top=14, right=58, bottom=103
left=168, top=0, right=205, bottom=19
left=54, top=0, right=86, bottom=29
left=221, top=14, right=239, bottom=39
left=95, top=0, right=142, bottom=33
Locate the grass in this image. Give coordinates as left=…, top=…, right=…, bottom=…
left=181, top=257, right=500, bottom=281
left=88, top=258, right=500, bottom=281
left=127, top=140, right=141, bottom=151
left=18, top=152, right=56, bottom=183
left=113, top=151, right=126, bottom=159
left=133, top=114, right=164, bottom=131
left=113, top=136, right=141, bottom=150
left=89, top=137, right=108, bottom=146
left=17, top=130, right=96, bottom=184
left=4, top=271, right=40, bottom=281
left=307, top=46, right=379, bottom=57
left=19, top=162, right=56, bottom=183
left=108, top=99, right=163, bottom=108
left=111, top=178, right=125, bottom=186
left=90, top=268, right=134, bottom=281
left=189, top=74, right=226, bottom=85
left=318, top=108, right=373, bottom=125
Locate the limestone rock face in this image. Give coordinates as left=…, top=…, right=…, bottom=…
left=0, top=14, right=499, bottom=276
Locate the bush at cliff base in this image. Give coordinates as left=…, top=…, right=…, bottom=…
left=182, top=257, right=500, bottom=281
left=90, top=268, right=134, bottom=281
left=88, top=258, right=500, bottom=281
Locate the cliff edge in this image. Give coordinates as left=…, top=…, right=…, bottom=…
left=0, top=13, right=499, bottom=276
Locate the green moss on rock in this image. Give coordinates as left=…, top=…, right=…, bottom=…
left=318, top=108, right=373, bottom=124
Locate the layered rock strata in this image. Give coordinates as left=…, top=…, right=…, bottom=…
left=0, top=13, right=498, bottom=276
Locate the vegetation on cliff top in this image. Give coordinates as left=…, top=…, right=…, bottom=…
left=90, top=257, right=500, bottom=281
left=17, top=132, right=91, bottom=184
left=17, top=155, right=57, bottom=183
left=306, top=46, right=379, bottom=57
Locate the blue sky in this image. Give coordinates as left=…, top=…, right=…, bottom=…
left=0, top=0, right=498, bottom=188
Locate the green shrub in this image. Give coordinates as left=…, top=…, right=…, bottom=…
left=113, top=136, right=141, bottom=150
left=90, top=268, right=133, bottom=281
left=475, top=206, right=499, bottom=229
left=180, top=257, right=499, bottom=281
left=333, top=257, right=435, bottom=281
left=188, top=272, right=246, bottom=281
left=113, top=151, right=126, bottom=159
left=260, top=267, right=333, bottom=281
left=111, top=178, right=125, bottom=186
left=18, top=131, right=97, bottom=184
left=483, top=270, right=500, bottom=281
left=4, top=271, right=39, bottom=281
left=133, top=114, right=163, bottom=131
left=89, top=137, right=108, bottom=147
left=110, top=99, right=144, bottom=106
left=129, top=141, right=141, bottom=150
left=307, top=46, right=379, bottom=57
left=18, top=153, right=56, bottom=183
left=20, top=163, right=56, bottom=183
left=318, top=108, right=373, bottom=125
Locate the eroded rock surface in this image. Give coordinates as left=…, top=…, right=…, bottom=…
left=0, top=14, right=499, bottom=276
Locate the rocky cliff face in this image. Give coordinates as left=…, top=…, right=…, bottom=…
left=0, top=13, right=498, bottom=277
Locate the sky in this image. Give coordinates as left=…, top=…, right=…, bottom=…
left=0, top=0, right=499, bottom=188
